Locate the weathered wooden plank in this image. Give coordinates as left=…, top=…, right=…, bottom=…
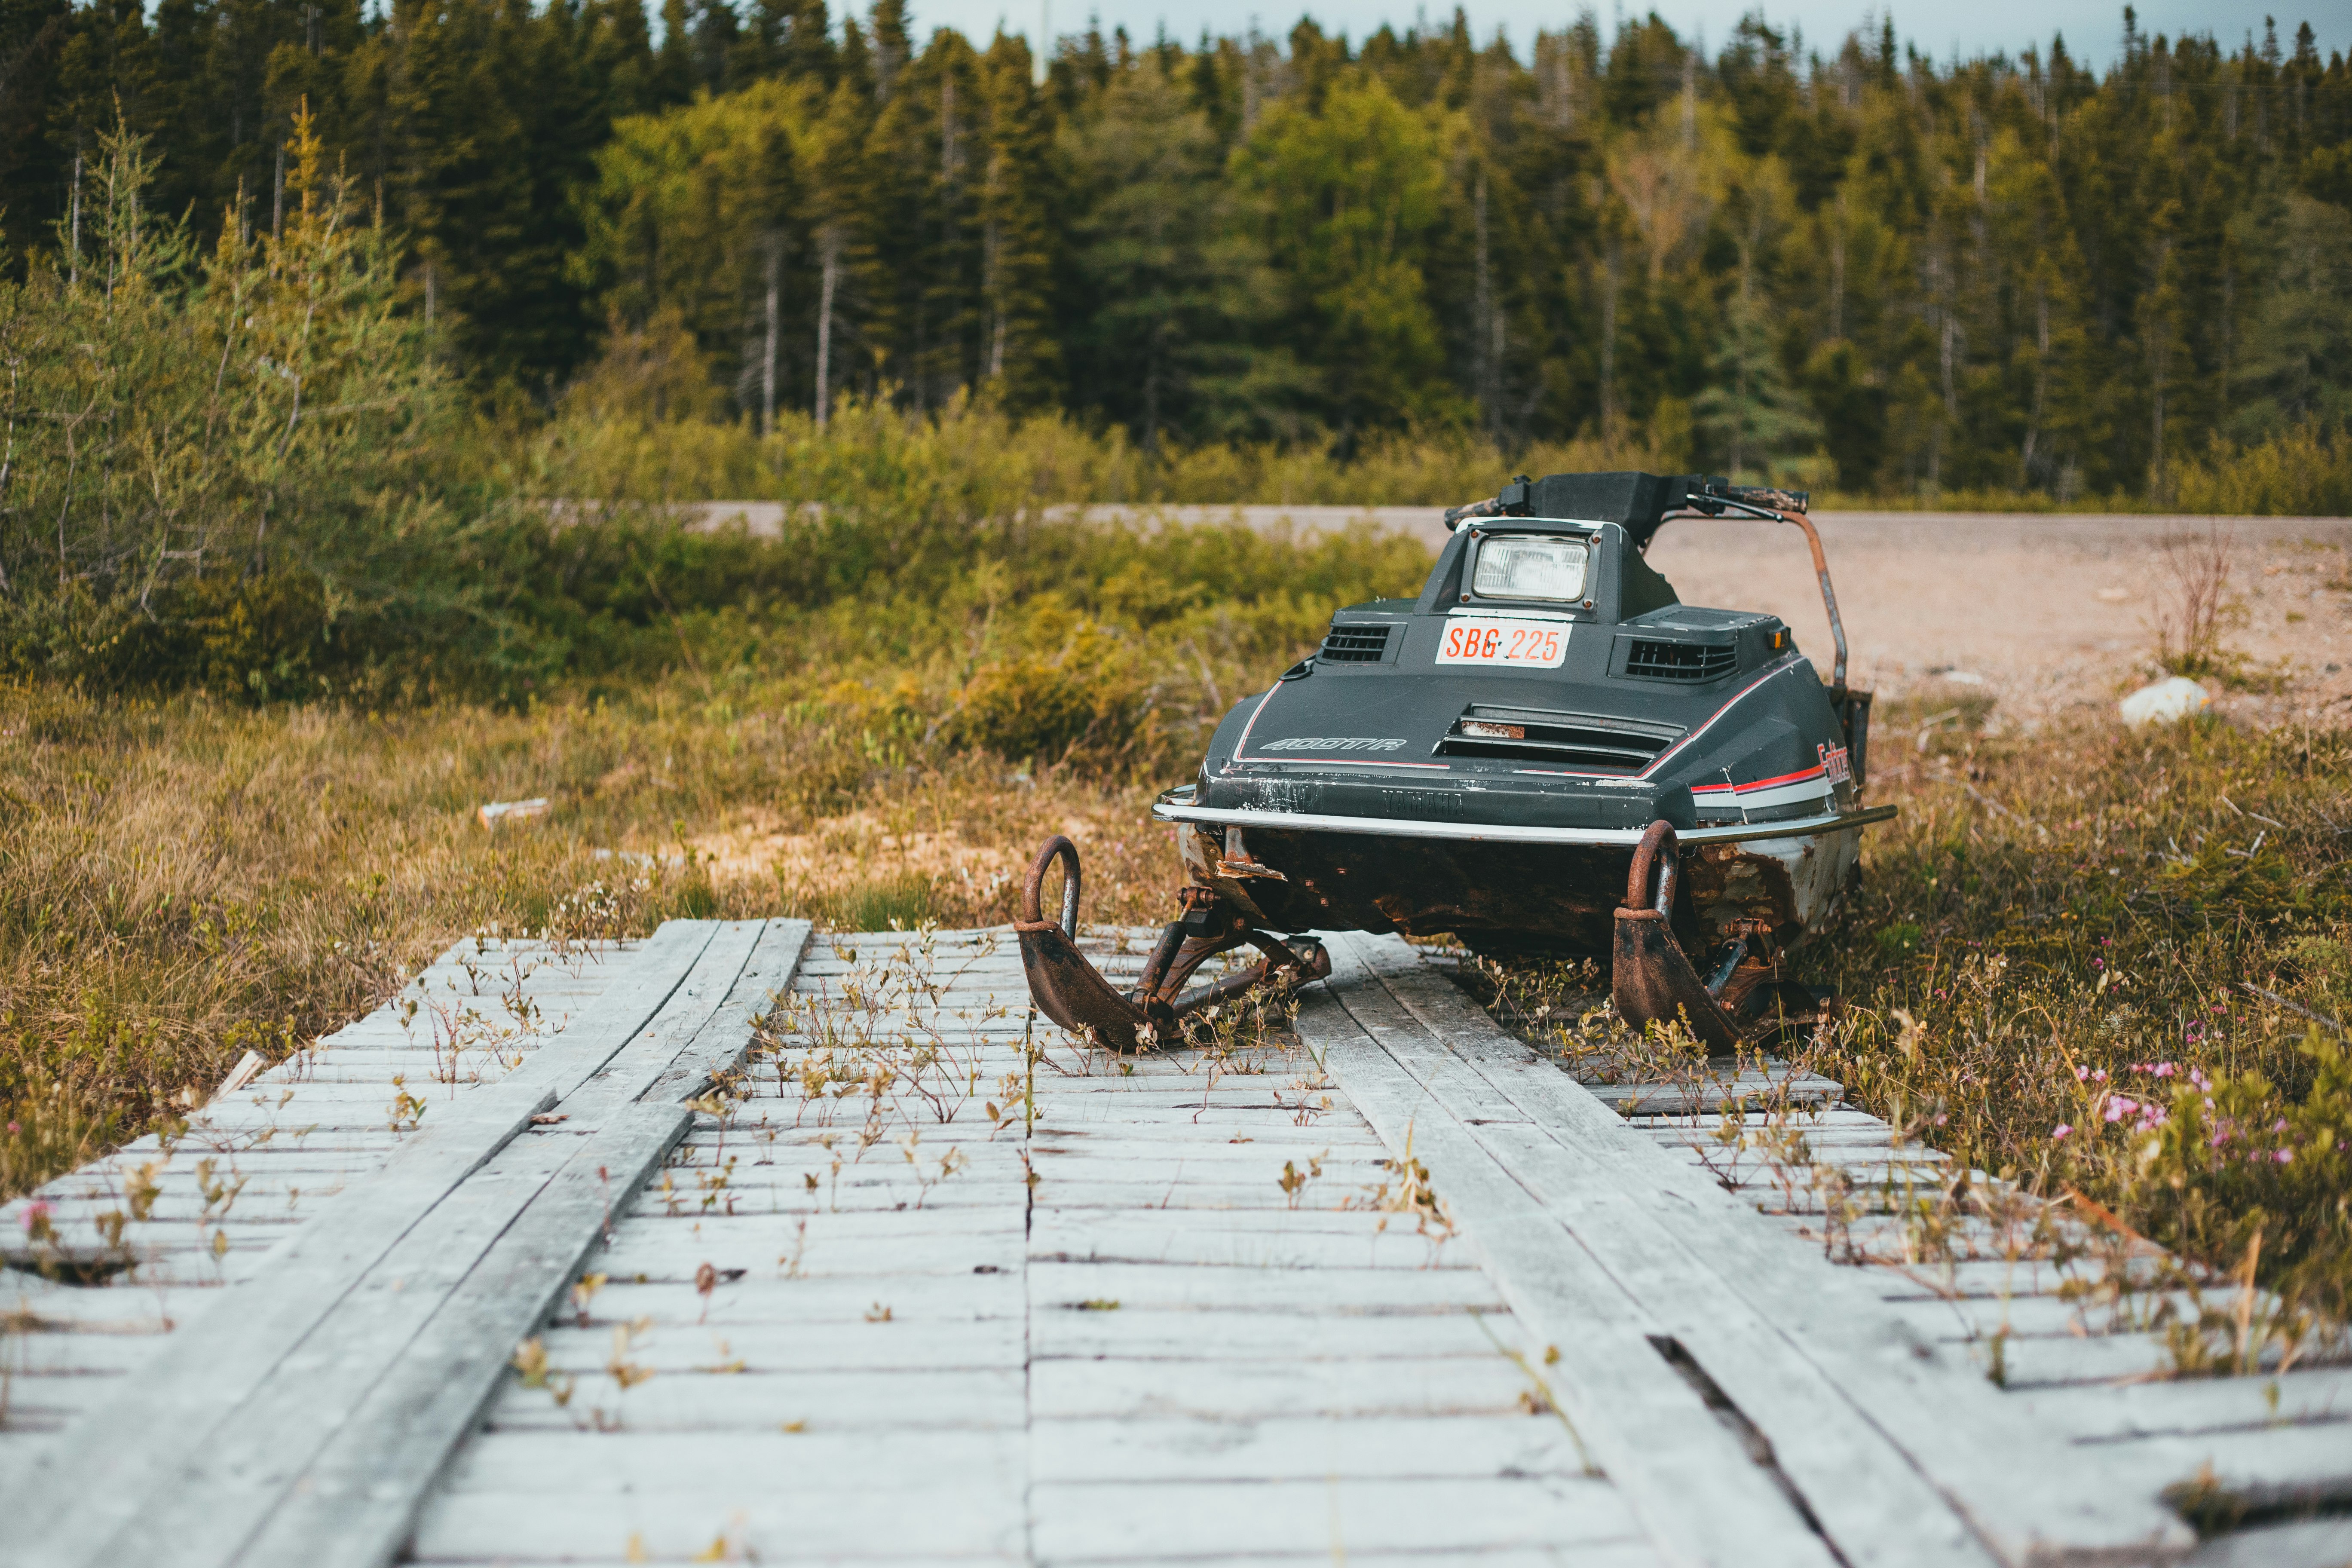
left=642, top=919, right=812, bottom=1104
left=1027, top=1412, right=1592, bottom=1483
left=2078, top=1418, right=2352, bottom=1514
left=591, top=1221, right=1022, bottom=1280
left=0, top=923, right=717, bottom=1568
left=1031, top=1305, right=1520, bottom=1364
left=1323, top=939, right=2169, bottom=1567
left=576, top=1271, right=1026, bottom=1325
left=1025, top=1260, right=1503, bottom=1313
left=236, top=1103, right=697, bottom=1568
left=1332, top=933, right=2199, bottom=1567
left=1575, top=1072, right=1844, bottom=1115
left=1028, top=1476, right=1643, bottom=1561
left=2182, top=1515, right=2352, bottom=1568
left=82, top=1130, right=590, bottom=1568
left=2016, top=1366, right=2352, bottom=1442
left=1040, top=1553, right=1664, bottom=1568
left=478, top=1365, right=1028, bottom=1432
left=408, top=1485, right=1029, bottom=1561
left=535, top=921, right=769, bottom=1117
left=1028, top=1355, right=1535, bottom=1421
left=525, top=1317, right=1027, bottom=1373
left=1026, top=1213, right=1476, bottom=1271
left=434, top=1428, right=1022, bottom=1491
left=0, top=1084, right=568, bottom=1568
left=1292, top=975, right=1840, bottom=1568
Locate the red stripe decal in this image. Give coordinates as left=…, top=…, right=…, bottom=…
left=1693, top=764, right=1828, bottom=796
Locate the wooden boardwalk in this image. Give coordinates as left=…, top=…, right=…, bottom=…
left=2, top=920, right=2347, bottom=1566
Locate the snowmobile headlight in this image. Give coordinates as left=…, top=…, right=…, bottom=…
left=1471, top=536, right=1588, bottom=602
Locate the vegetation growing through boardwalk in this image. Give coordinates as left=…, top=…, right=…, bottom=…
left=1472, top=704, right=2352, bottom=1345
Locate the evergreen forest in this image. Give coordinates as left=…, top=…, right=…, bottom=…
left=6, top=0, right=2349, bottom=502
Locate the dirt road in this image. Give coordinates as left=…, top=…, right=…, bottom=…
left=1648, top=512, right=2352, bottom=727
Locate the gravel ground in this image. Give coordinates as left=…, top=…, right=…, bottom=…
left=1646, top=512, right=2352, bottom=730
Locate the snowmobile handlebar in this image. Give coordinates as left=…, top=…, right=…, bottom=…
left=1442, top=477, right=1807, bottom=533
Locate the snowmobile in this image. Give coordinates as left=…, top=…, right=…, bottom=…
left=1014, top=471, right=1895, bottom=1051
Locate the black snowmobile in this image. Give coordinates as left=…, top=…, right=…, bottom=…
left=1015, top=472, right=1895, bottom=1051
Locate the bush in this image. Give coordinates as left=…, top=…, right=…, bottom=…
left=0, top=110, right=492, bottom=699
left=2170, top=423, right=2352, bottom=517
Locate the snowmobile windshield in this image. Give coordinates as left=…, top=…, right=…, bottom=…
left=1470, top=535, right=1589, bottom=602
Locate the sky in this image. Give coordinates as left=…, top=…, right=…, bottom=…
left=904, top=1, right=2342, bottom=72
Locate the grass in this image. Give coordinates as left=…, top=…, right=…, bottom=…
left=1813, top=700, right=2352, bottom=1329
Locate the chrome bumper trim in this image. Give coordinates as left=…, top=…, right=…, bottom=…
left=1151, top=798, right=1898, bottom=848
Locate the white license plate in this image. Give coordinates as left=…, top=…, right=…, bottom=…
left=1435, top=617, right=1568, bottom=668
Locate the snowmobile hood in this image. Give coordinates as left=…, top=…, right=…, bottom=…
left=1181, top=516, right=1864, bottom=839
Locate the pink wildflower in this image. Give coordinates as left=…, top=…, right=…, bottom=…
left=2052, top=1124, right=2072, bottom=1140
left=2276, top=1148, right=2295, bottom=1165
left=20, top=1199, right=52, bottom=1237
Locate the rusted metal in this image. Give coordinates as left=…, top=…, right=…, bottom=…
left=1014, top=835, right=1329, bottom=1050
left=1781, top=507, right=1851, bottom=691
left=1610, top=821, right=1750, bottom=1051
left=1015, top=836, right=1164, bottom=1050
left=1442, top=495, right=1505, bottom=531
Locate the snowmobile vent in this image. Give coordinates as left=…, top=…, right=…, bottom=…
left=1435, top=704, right=1684, bottom=772
left=1622, top=639, right=1737, bottom=682
left=1318, top=624, right=1395, bottom=663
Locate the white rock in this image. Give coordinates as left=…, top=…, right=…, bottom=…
left=478, top=797, right=552, bottom=827
left=2119, top=677, right=2210, bottom=728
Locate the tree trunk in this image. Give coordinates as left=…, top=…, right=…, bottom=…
left=1473, top=167, right=1492, bottom=434
left=761, top=232, right=781, bottom=437
left=1828, top=192, right=1846, bottom=339
left=984, top=217, right=1003, bottom=379
left=1599, top=239, right=1621, bottom=444
left=815, top=227, right=840, bottom=432
left=2019, top=286, right=2049, bottom=487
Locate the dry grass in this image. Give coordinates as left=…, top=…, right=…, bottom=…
left=0, top=682, right=1184, bottom=1200
left=1811, top=700, right=2352, bottom=1323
